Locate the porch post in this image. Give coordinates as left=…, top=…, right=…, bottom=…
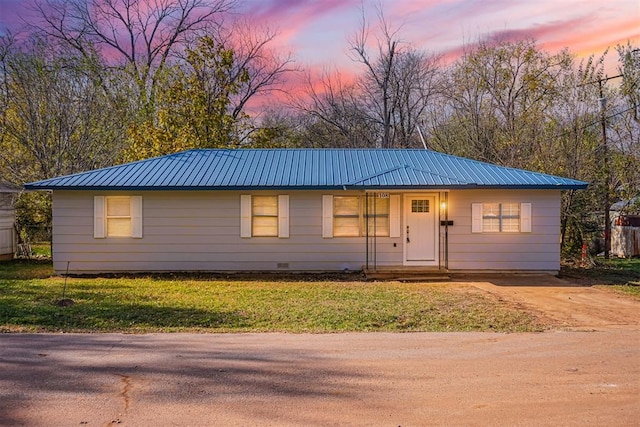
left=365, top=193, right=369, bottom=270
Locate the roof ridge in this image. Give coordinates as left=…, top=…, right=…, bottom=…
left=403, top=165, right=470, bottom=185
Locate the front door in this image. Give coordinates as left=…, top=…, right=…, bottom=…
left=404, top=194, right=438, bottom=265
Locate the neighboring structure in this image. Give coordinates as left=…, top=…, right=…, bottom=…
left=25, top=149, right=588, bottom=275
left=0, top=182, right=20, bottom=260
left=610, top=198, right=640, bottom=258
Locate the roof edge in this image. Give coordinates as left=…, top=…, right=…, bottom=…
left=23, top=183, right=589, bottom=191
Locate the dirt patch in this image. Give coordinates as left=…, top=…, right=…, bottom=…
left=453, top=274, right=640, bottom=330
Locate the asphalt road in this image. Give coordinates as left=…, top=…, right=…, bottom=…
left=1, top=330, right=638, bottom=426
left=1, top=276, right=639, bottom=426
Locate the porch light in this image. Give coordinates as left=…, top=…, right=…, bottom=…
left=440, top=201, right=447, bottom=211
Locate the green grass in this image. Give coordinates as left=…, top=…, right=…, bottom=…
left=30, top=243, right=52, bottom=258
left=561, top=257, right=640, bottom=285
left=603, top=284, right=640, bottom=299
left=561, top=257, right=640, bottom=298
left=603, top=257, right=640, bottom=275
left=0, top=260, right=543, bottom=333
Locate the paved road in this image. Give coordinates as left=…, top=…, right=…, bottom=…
left=1, top=276, right=639, bottom=426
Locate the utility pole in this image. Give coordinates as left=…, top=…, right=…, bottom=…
left=580, top=48, right=640, bottom=259
left=598, top=78, right=611, bottom=259
left=580, top=73, right=622, bottom=259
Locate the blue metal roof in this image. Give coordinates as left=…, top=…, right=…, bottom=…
left=24, top=149, right=588, bottom=190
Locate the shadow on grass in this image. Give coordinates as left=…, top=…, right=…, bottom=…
left=72, top=270, right=368, bottom=283
left=0, top=259, right=54, bottom=280
left=0, top=292, right=250, bottom=332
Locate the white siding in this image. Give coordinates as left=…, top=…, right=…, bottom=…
left=51, top=190, right=403, bottom=274
left=446, top=190, right=561, bottom=272
left=0, top=193, right=16, bottom=258
left=51, top=189, right=562, bottom=274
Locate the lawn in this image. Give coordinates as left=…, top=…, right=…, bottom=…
left=0, top=260, right=542, bottom=333
left=561, top=257, right=640, bottom=299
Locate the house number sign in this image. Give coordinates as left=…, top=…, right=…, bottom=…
left=378, top=192, right=390, bottom=198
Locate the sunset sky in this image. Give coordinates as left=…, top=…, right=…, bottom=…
left=0, top=0, right=638, bottom=79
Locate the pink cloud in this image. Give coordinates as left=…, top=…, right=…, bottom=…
left=240, top=0, right=359, bottom=45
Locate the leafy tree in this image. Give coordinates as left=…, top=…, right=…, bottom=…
left=248, top=107, right=305, bottom=148
left=428, top=38, right=573, bottom=168
left=609, top=43, right=640, bottom=212
left=0, top=36, right=125, bottom=183
left=0, top=35, right=127, bottom=242
left=124, top=35, right=249, bottom=160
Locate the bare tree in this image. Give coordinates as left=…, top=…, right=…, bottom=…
left=297, top=69, right=376, bottom=147
left=298, top=4, right=440, bottom=148
left=208, top=18, right=297, bottom=122
left=31, top=0, right=236, bottom=112
left=348, top=6, right=399, bottom=148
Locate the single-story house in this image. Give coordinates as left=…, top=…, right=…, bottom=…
left=0, top=182, right=20, bottom=260
left=25, top=149, right=588, bottom=275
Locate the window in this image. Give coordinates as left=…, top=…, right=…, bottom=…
left=365, top=196, right=390, bottom=237
left=324, top=194, right=393, bottom=238
left=411, top=199, right=430, bottom=213
left=333, top=196, right=361, bottom=237
left=240, top=195, right=289, bottom=238
left=106, top=197, right=132, bottom=237
left=252, top=195, right=278, bottom=237
left=472, top=202, right=531, bottom=233
left=94, top=195, right=142, bottom=238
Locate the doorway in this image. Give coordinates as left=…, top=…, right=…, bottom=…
left=404, top=194, right=438, bottom=266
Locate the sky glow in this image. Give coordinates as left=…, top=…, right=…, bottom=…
left=0, top=0, right=638, bottom=106
left=237, top=0, right=638, bottom=71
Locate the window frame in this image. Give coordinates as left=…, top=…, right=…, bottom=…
left=331, top=195, right=390, bottom=238
left=333, top=196, right=361, bottom=237
left=251, top=195, right=279, bottom=237
left=94, top=195, right=142, bottom=239
left=240, top=194, right=289, bottom=239
left=106, top=196, right=133, bottom=237
left=472, top=202, right=531, bottom=234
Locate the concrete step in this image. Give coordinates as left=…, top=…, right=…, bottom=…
left=363, top=268, right=450, bottom=282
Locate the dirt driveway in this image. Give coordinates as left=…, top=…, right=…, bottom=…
left=455, top=274, right=640, bottom=330
left=1, top=275, right=638, bottom=427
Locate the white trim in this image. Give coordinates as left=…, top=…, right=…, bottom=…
left=278, top=195, right=289, bottom=238
left=93, top=196, right=105, bottom=238
left=131, top=196, right=143, bottom=238
left=240, top=195, right=252, bottom=238
left=403, top=193, right=439, bottom=266
left=389, top=194, right=401, bottom=238
left=322, top=195, right=333, bottom=238
left=471, top=203, right=483, bottom=233
left=520, top=202, right=532, bottom=233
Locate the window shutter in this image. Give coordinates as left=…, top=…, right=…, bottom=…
left=94, top=196, right=105, bottom=238
left=278, top=195, right=289, bottom=238
left=131, top=196, right=143, bottom=238
left=322, top=195, right=333, bottom=238
left=471, top=203, right=483, bottom=233
left=520, top=202, right=532, bottom=233
left=389, top=194, right=401, bottom=238
left=240, top=195, right=252, bottom=238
